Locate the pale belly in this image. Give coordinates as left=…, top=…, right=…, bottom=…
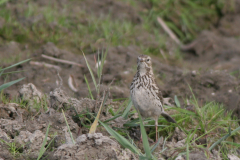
left=131, top=87, right=163, bottom=118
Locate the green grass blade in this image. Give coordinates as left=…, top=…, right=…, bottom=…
left=115, top=99, right=128, bottom=115
left=124, top=118, right=153, bottom=127
left=165, top=21, right=185, bottom=39
left=192, top=125, right=220, bottom=145
left=229, top=126, right=240, bottom=135
left=97, top=50, right=100, bottom=79
left=171, top=107, right=196, bottom=116
left=97, top=49, right=108, bottom=86
left=151, top=137, right=162, bottom=153
left=113, top=98, right=128, bottom=101
left=208, top=126, right=232, bottom=151
left=0, top=77, right=25, bottom=92
left=122, top=98, right=132, bottom=119
left=124, top=120, right=140, bottom=127
left=2, top=70, right=26, bottom=75
left=99, top=120, right=141, bottom=155
left=137, top=109, right=152, bottom=159
left=99, top=49, right=108, bottom=80
left=207, top=109, right=224, bottom=126
left=174, top=95, right=181, bottom=108
left=84, top=75, right=94, bottom=99
left=0, top=70, right=3, bottom=77
left=223, top=141, right=240, bottom=147
left=186, top=142, right=189, bottom=160
left=62, top=110, right=75, bottom=144
left=37, top=124, right=50, bottom=160
left=188, top=84, right=199, bottom=108
left=201, top=101, right=214, bottom=111
left=187, top=124, right=199, bottom=144
left=103, top=114, right=121, bottom=123
left=82, top=51, right=97, bottom=92
left=1, top=59, right=30, bottom=71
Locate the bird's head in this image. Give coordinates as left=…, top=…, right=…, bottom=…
left=137, top=55, right=153, bottom=75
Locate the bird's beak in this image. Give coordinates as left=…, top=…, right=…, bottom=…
left=140, top=59, right=144, bottom=62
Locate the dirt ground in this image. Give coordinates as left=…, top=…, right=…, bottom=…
left=1, top=0, right=240, bottom=159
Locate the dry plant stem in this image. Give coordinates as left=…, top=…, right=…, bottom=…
left=42, top=54, right=84, bottom=67
left=180, top=41, right=198, bottom=51
left=157, top=17, right=182, bottom=46
left=89, top=90, right=107, bottom=134
left=30, top=61, right=61, bottom=71
left=157, top=17, right=198, bottom=51
left=68, top=75, right=78, bottom=92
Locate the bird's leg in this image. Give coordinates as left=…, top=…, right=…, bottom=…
left=140, top=117, right=145, bottom=143
left=155, top=117, right=158, bottom=142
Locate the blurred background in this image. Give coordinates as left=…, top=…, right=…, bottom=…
left=1, top=0, right=240, bottom=115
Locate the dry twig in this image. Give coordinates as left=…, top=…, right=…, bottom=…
left=157, top=17, right=182, bottom=46
left=157, top=17, right=196, bottom=51
left=42, top=54, right=84, bottom=67
left=30, top=61, right=61, bottom=71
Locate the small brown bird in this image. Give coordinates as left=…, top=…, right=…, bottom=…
left=130, top=55, right=176, bottom=141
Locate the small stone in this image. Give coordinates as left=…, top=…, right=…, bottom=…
left=95, top=139, right=103, bottom=145
left=175, top=155, right=185, bottom=160
left=124, top=71, right=130, bottom=74
left=192, top=70, right=197, bottom=76
left=76, top=134, right=87, bottom=144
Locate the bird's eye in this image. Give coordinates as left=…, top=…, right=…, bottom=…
left=147, top=59, right=150, bottom=62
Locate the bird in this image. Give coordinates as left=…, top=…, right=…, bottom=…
left=130, top=54, right=176, bottom=141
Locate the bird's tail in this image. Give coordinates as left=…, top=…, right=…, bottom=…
left=161, top=112, right=176, bottom=123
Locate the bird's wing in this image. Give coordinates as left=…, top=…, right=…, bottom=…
left=151, top=77, right=164, bottom=107
left=157, top=88, right=164, bottom=106
left=153, top=80, right=176, bottom=123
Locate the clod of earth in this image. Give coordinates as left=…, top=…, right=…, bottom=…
left=15, top=130, right=50, bottom=157
left=19, top=83, right=44, bottom=113
left=1, top=83, right=134, bottom=159
left=54, top=132, right=136, bottom=160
